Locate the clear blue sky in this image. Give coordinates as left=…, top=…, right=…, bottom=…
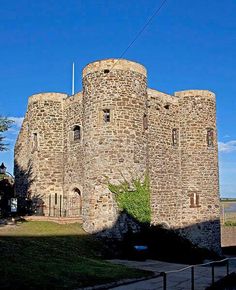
left=0, top=0, right=235, bottom=197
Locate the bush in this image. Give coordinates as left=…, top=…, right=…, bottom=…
left=224, top=221, right=236, bottom=226
left=108, top=174, right=151, bottom=223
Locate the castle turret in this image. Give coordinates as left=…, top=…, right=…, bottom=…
left=15, top=92, right=67, bottom=216
left=176, top=90, right=221, bottom=252
left=82, top=59, right=148, bottom=232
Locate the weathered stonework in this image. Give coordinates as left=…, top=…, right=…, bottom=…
left=14, top=58, right=221, bottom=252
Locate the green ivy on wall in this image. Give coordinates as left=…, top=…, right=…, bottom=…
left=108, top=174, right=151, bottom=223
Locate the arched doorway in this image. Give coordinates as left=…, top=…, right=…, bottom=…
left=69, top=188, right=82, bottom=217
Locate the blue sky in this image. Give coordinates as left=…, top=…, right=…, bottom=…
left=0, top=0, right=235, bottom=197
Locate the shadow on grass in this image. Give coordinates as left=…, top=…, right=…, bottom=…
left=0, top=214, right=223, bottom=290
left=9, top=162, right=224, bottom=288
left=0, top=221, right=150, bottom=290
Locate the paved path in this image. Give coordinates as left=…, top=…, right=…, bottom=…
left=108, top=259, right=236, bottom=290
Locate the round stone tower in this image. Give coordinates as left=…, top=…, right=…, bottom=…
left=26, top=92, right=67, bottom=216
left=82, top=59, right=148, bottom=233
left=176, top=90, right=221, bottom=252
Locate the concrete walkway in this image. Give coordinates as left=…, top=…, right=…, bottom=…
left=108, top=259, right=236, bottom=290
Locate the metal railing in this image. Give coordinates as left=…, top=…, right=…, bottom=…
left=160, top=257, right=236, bottom=290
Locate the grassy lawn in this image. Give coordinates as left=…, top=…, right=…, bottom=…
left=0, top=221, right=150, bottom=289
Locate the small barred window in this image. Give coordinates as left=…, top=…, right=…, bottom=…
left=73, top=125, right=81, bottom=141
left=103, top=109, right=110, bottom=123
left=172, top=128, right=179, bottom=147
left=190, top=193, right=200, bottom=208
left=207, top=128, right=214, bottom=148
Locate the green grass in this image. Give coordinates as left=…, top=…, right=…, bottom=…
left=224, top=220, right=236, bottom=226
left=0, top=221, right=150, bottom=289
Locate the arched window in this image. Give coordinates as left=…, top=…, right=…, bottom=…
left=73, top=125, right=81, bottom=141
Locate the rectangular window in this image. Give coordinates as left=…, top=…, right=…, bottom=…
left=190, top=193, right=200, bottom=208
left=103, top=109, right=110, bottom=123
left=207, top=128, right=214, bottom=148
left=55, top=193, right=57, bottom=205
left=172, top=128, right=179, bottom=147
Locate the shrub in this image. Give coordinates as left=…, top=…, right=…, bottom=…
left=224, top=221, right=236, bottom=226
left=108, top=174, right=151, bottom=223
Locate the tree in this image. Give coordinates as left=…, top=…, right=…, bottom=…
left=0, top=117, right=14, bottom=151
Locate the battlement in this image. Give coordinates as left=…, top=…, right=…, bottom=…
left=28, top=92, right=68, bottom=105
left=65, top=92, right=82, bottom=104
left=175, top=89, right=215, bottom=99
left=82, top=58, right=147, bottom=77
left=148, top=88, right=178, bottom=105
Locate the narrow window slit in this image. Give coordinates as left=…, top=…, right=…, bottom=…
left=143, top=114, right=148, bottom=130
left=207, top=128, right=214, bottom=148
left=103, top=109, right=110, bottom=123
left=190, top=193, right=200, bottom=208
left=172, top=128, right=179, bottom=147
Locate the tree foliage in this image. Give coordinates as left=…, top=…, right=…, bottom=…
left=0, top=117, right=13, bottom=151
left=108, top=174, right=151, bottom=223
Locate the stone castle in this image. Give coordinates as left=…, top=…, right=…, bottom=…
left=14, top=59, right=221, bottom=252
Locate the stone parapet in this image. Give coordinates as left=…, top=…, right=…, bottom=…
left=28, top=92, right=67, bottom=105
left=148, top=88, right=178, bottom=105
left=175, top=89, right=215, bottom=99
left=82, top=58, right=147, bottom=78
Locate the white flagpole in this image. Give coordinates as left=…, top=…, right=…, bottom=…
left=72, top=62, right=75, bottom=95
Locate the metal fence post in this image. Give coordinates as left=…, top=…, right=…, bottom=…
left=211, top=263, right=215, bottom=285
left=226, top=259, right=229, bottom=276
left=161, top=272, right=167, bottom=290
left=191, top=266, right=195, bottom=290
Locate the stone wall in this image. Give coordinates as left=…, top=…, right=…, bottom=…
left=14, top=114, right=30, bottom=195
left=221, top=226, right=236, bottom=247
left=147, top=89, right=182, bottom=227
left=63, top=93, right=84, bottom=217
